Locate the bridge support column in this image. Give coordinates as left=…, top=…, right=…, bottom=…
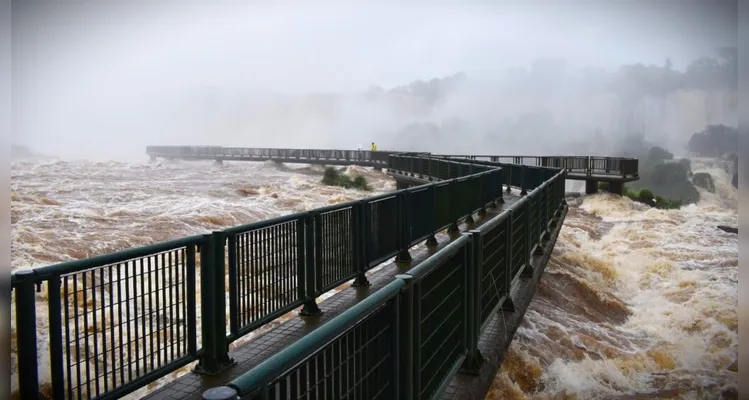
left=608, top=181, right=623, bottom=195
left=149, top=155, right=157, bottom=162
left=585, top=180, right=599, bottom=195
left=374, top=167, right=382, bottom=172
left=214, top=159, right=223, bottom=166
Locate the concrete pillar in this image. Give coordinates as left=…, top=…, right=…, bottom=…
left=608, top=181, right=623, bottom=195
left=374, top=167, right=382, bottom=172
left=585, top=180, right=599, bottom=195
left=149, top=155, right=157, bottom=162
left=214, top=159, right=223, bottom=165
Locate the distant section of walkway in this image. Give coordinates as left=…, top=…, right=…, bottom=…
left=146, top=146, right=640, bottom=194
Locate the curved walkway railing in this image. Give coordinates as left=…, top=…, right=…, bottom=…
left=146, top=146, right=638, bottom=179
left=207, top=156, right=566, bottom=400
left=10, top=153, right=568, bottom=400
left=434, top=154, right=639, bottom=178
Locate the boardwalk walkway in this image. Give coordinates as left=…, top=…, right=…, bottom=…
left=145, top=196, right=521, bottom=399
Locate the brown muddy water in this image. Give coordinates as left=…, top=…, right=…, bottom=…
left=10, top=158, right=738, bottom=399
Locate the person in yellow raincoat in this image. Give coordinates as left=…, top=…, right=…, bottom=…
left=370, top=142, right=378, bottom=151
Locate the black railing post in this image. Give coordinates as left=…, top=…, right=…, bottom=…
left=195, top=232, right=234, bottom=374
left=521, top=200, right=534, bottom=277
left=448, top=180, right=460, bottom=234
left=227, top=233, right=239, bottom=337
left=461, top=231, right=484, bottom=374
left=186, top=243, right=198, bottom=357
left=352, top=201, right=371, bottom=286
left=520, top=166, right=528, bottom=196
left=213, top=231, right=233, bottom=366
left=477, top=175, right=488, bottom=217
left=536, top=188, right=547, bottom=254
left=505, top=165, right=512, bottom=194
left=47, top=276, right=65, bottom=399
left=396, top=190, right=412, bottom=263
left=301, top=213, right=323, bottom=316
left=425, top=185, right=438, bottom=247
left=15, top=270, right=40, bottom=400
left=502, top=213, right=516, bottom=311
left=395, top=274, right=414, bottom=400
left=197, top=234, right=216, bottom=373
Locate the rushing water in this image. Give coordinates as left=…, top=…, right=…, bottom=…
left=9, top=158, right=395, bottom=398
left=488, top=159, right=739, bottom=399
left=10, top=157, right=738, bottom=399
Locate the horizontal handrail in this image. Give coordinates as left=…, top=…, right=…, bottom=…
left=228, top=278, right=407, bottom=397
left=145, top=146, right=639, bottom=177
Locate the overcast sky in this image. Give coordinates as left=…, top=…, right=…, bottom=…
left=10, top=0, right=738, bottom=159
left=13, top=1, right=737, bottom=93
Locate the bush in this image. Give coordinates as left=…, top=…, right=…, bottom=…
left=352, top=176, right=369, bottom=190
left=637, top=189, right=655, bottom=206
left=654, top=195, right=682, bottom=209
left=598, top=182, right=610, bottom=191
left=622, top=185, right=682, bottom=209
left=322, top=167, right=370, bottom=190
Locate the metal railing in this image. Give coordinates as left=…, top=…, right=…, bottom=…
left=432, top=154, right=639, bottom=177
left=146, top=146, right=638, bottom=178
left=12, top=153, right=525, bottom=400
left=12, top=236, right=204, bottom=400
left=204, top=159, right=567, bottom=400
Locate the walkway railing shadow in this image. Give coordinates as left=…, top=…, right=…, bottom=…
left=10, top=153, right=565, bottom=400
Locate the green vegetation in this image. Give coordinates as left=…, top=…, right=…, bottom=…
left=598, top=182, right=682, bottom=209
left=601, top=137, right=713, bottom=209
left=610, top=137, right=702, bottom=206
left=623, top=186, right=682, bottom=209
left=322, top=167, right=371, bottom=190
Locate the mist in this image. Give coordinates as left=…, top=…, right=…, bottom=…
left=11, top=1, right=738, bottom=162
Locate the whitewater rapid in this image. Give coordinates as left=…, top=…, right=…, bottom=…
left=10, top=158, right=395, bottom=399
left=488, top=159, right=738, bottom=399
left=10, top=157, right=738, bottom=399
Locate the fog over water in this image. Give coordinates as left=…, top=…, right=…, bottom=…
left=10, top=1, right=738, bottom=399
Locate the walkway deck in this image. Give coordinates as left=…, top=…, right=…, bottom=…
left=146, top=146, right=640, bottom=184
left=144, top=196, right=522, bottom=399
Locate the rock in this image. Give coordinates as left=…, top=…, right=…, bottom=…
left=717, top=225, right=738, bottom=234
left=692, top=172, right=715, bottom=193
